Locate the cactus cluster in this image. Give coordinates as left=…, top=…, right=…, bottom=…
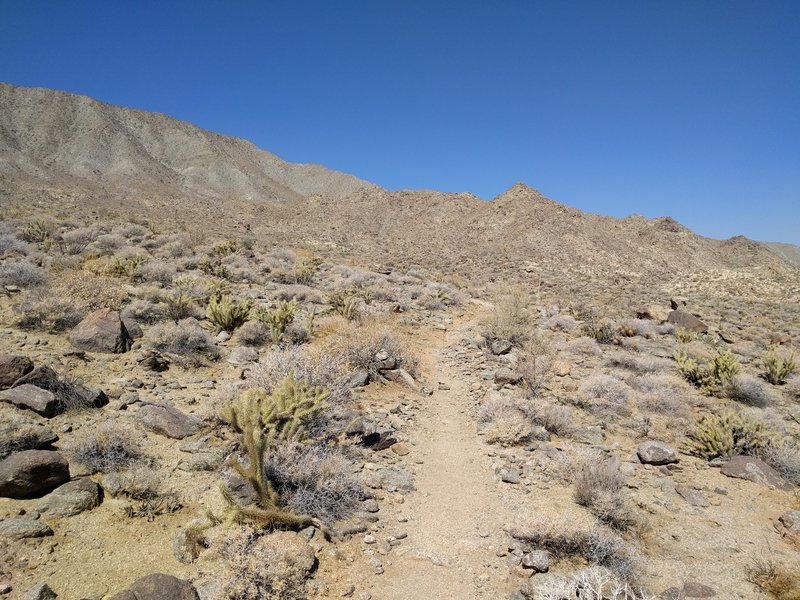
left=687, top=408, right=776, bottom=460
left=219, top=376, right=328, bottom=530
left=675, top=349, right=740, bottom=391
left=253, top=300, right=298, bottom=343
left=762, top=346, right=796, bottom=385
left=206, top=294, right=252, bottom=331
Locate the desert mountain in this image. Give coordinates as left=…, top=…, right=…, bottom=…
left=1, top=82, right=797, bottom=303
left=760, top=241, right=800, bottom=267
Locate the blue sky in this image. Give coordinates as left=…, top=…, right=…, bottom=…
left=2, top=1, right=799, bottom=244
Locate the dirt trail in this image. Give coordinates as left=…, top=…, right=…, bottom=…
left=368, top=308, right=519, bottom=599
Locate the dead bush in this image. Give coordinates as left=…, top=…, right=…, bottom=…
left=321, top=319, right=419, bottom=379
left=0, top=259, right=47, bottom=287
left=572, top=452, right=640, bottom=532
left=746, top=551, right=800, bottom=600
left=483, top=286, right=532, bottom=344
left=235, top=321, right=270, bottom=347
left=725, top=374, right=773, bottom=407
left=575, top=375, right=632, bottom=418
left=146, top=318, right=219, bottom=363
left=477, top=395, right=550, bottom=446
left=524, top=566, right=652, bottom=600
left=761, top=440, right=800, bottom=486
left=264, top=442, right=363, bottom=523
left=517, top=335, right=555, bottom=397
left=70, top=424, right=146, bottom=473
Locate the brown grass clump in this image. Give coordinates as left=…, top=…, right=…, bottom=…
left=483, top=286, right=532, bottom=344
left=746, top=553, right=800, bottom=600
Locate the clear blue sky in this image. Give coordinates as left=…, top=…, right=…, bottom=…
left=2, top=1, right=799, bottom=244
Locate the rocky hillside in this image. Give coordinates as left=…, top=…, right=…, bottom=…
left=761, top=241, right=800, bottom=266
left=1, top=83, right=798, bottom=305
left=0, top=82, right=376, bottom=202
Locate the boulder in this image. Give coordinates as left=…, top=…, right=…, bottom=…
left=110, top=574, right=199, bottom=600
left=36, top=478, right=101, bottom=517
left=138, top=403, right=201, bottom=439
left=23, top=582, right=57, bottom=600
left=0, top=518, right=53, bottom=539
left=121, top=316, right=143, bottom=339
left=0, top=405, right=58, bottom=459
left=11, top=366, right=61, bottom=392
left=667, top=310, right=707, bottom=333
left=637, top=441, right=679, bottom=465
left=0, top=354, right=33, bottom=389
left=348, top=370, right=370, bottom=388
left=521, top=550, right=549, bottom=573
left=69, top=308, right=132, bottom=353
left=0, top=450, right=70, bottom=498
left=491, top=340, right=512, bottom=355
left=720, top=455, right=789, bottom=489
left=0, top=385, right=59, bottom=418
left=494, top=368, right=522, bottom=385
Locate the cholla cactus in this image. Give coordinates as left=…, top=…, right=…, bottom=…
left=675, top=349, right=740, bottom=392
left=762, top=346, right=796, bottom=385
left=687, top=408, right=776, bottom=460
left=220, top=376, right=328, bottom=530
left=253, top=300, right=298, bottom=343
left=206, top=294, right=251, bottom=331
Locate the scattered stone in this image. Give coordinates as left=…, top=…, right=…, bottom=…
left=521, top=550, right=549, bottom=573
left=138, top=403, right=201, bottom=439
left=137, top=350, right=170, bottom=372
left=36, top=478, right=101, bottom=517
left=0, top=518, right=53, bottom=539
left=494, top=368, right=521, bottom=385
left=0, top=385, right=59, bottom=418
left=0, top=354, right=33, bottom=389
left=500, top=468, right=521, bottom=484
left=391, top=443, right=411, bottom=456
left=349, top=370, right=370, bottom=388
left=363, top=499, right=379, bottom=513
left=720, top=455, right=789, bottom=489
left=667, top=310, right=707, bottom=333
left=69, top=308, right=132, bottom=353
left=491, top=340, right=512, bottom=355
left=110, top=573, right=199, bottom=600
left=0, top=450, right=70, bottom=498
left=363, top=534, right=377, bottom=544
left=769, top=333, right=792, bottom=346
left=636, top=305, right=670, bottom=322
left=227, top=346, right=258, bottom=366
left=777, top=510, right=800, bottom=535
left=674, top=485, right=709, bottom=507
left=0, top=406, right=58, bottom=459
left=381, top=369, right=419, bottom=391
left=23, top=582, right=57, bottom=600
left=637, top=441, right=678, bottom=465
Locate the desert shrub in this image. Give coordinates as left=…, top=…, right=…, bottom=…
left=57, top=227, right=96, bottom=255
left=630, top=374, right=690, bottom=416
left=477, top=395, right=550, bottom=446
left=510, top=518, right=642, bottom=585
left=328, top=287, right=371, bottom=321
left=19, top=220, right=52, bottom=243
left=564, top=337, right=603, bottom=356
left=675, top=327, right=697, bottom=343
left=207, top=295, right=252, bottom=332
left=607, top=352, right=669, bottom=375
left=483, top=286, right=531, bottom=344
left=524, top=566, right=652, bottom=600
left=746, top=553, right=800, bottom=600
left=58, top=270, right=128, bottom=310
left=70, top=425, right=146, bottom=473
left=162, top=291, right=202, bottom=322
left=0, top=259, right=46, bottom=287
left=572, top=453, right=639, bottom=532
left=14, top=289, right=86, bottom=332
left=216, top=527, right=314, bottom=600
left=762, top=346, right=797, bottom=385
left=618, top=319, right=655, bottom=339
left=275, top=284, right=325, bottom=304
left=92, top=233, right=126, bottom=252
left=115, top=223, right=148, bottom=239
left=139, top=259, right=177, bottom=285
left=147, top=318, right=219, bottom=363
left=293, top=261, right=316, bottom=285
left=253, top=300, right=299, bottom=343
left=263, top=442, right=362, bottom=523
left=236, top=321, right=270, bottom=347
left=576, top=375, right=631, bottom=418
left=322, top=320, right=419, bottom=379
left=674, top=349, right=740, bottom=391
left=0, top=232, right=30, bottom=255
left=212, top=238, right=244, bottom=257
left=517, top=335, right=555, bottom=397
left=760, top=440, right=800, bottom=486
left=221, top=253, right=258, bottom=282
left=656, top=322, right=675, bottom=336
left=687, top=408, right=776, bottom=460
left=121, top=299, right=165, bottom=325
left=725, top=374, right=772, bottom=407
left=249, top=345, right=350, bottom=405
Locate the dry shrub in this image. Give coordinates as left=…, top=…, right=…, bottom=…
left=517, top=335, right=555, bottom=397
left=564, top=336, right=603, bottom=356
left=606, top=351, right=670, bottom=375
left=263, top=442, right=363, bottom=523
left=761, top=440, right=800, bottom=486
left=631, top=374, right=692, bottom=417
left=746, top=553, right=800, bottom=600
left=725, top=373, right=773, bottom=407
left=510, top=516, right=643, bottom=586
left=215, top=527, right=314, bottom=600
left=477, top=395, right=550, bottom=446
left=58, top=270, right=128, bottom=310
left=70, top=424, right=146, bottom=473
left=235, top=321, right=270, bottom=347
left=146, top=318, right=219, bottom=363
left=0, top=259, right=47, bottom=287
left=275, top=285, right=325, bottom=304
left=576, top=375, right=632, bottom=418
left=524, top=566, right=653, bottom=600
left=320, top=318, right=419, bottom=379
left=139, top=259, right=177, bottom=285
left=483, top=286, right=532, bottom=344
left=571, top=451, right=641, bottom=533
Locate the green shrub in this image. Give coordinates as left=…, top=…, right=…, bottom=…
left=687, top=408, right=776, bottom=460
left=762, top=346, right=797, bottom=385
left=206, top=295, right=252, bottom=331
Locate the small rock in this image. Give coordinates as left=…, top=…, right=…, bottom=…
left=551, top=360, right=571, bottom=377
left=521, top=550, right=549, bottom=573
left=0, top=518, right=53, bottom=539
left=720, top=455, right=789, bottom=489
left=349, top=370, right=370, bottom=388
left=363, top=499, right=379, bottom=513
left=227, top=346, right=258, bottom=366
left=69, top=308, right=132, bottom=354
left=391, top=443, right=410, bottom=457
left=637, top=441, right=678, bottom=465
left=494, top=368, right=521, bottom=385
left=778, top=510, right=800, bottom=534
left=363, top=534, right=377, bottom=544
left=110, top=574, right=199, bottom=600
left=0, top=385, right=59, bottom=418
left=682, top=581, right=717, bottom=597
left=23, top=582, right=57, bottom=600
left=500, top=468, right=521, bottom=484
left=572, top=426, right=605, bottom=445
left=0, top=450, right=70, bottom=498
left=138, top=403, right=201, bottom=439
left=0, top=354, right=34, bottom=389
left=381, top=369, right=419, bottom=391
left=215, top=331, right=231, bottom=343
left=36, top=478, right=101, bottom=517
left=491, top=340, right=512, bottom=355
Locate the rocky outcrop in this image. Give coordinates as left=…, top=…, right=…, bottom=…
left=69, top=308, right=133, bottom=353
